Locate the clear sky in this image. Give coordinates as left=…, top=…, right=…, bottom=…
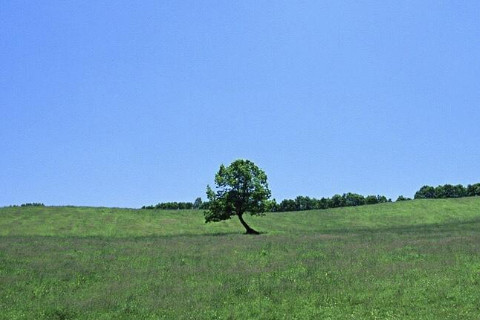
left=1, top=1, right=479, bottom=208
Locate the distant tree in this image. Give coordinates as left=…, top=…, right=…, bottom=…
left=20, top=203, right=45, bottom=207
left=343, top=193, right=365, bottom=207
left=414, top=185, right=436, bottom=199
left=178, top=202, right=193, bottom=210
left=365, top=195, right=379, bottom=205
left=396, top=195, right=411, bottom=201
left=278, top=199, right=296, bottom=212
left=453, top=184, right=467, bottom=198
left=331, top=194, right=346, bottom=208
left=204, top=159, right=271, bottom=234
left=434, top=185, right=448, bottom=198
left=376, top=195, right=388, bottom=203
left=317, top=197, right=331, bottom=210
left=295, top=196, right=314, bottom=211
left=193, top=197, right=203, bottom=209
left=428, top=184, right=467, bottom=199
left=142, top=201, right=196, bottom=210
left=265, top=199, right=278, bottom=212
left=467, top=183, right=480, bottom=196
left=199, top=201, right=210, bottom=210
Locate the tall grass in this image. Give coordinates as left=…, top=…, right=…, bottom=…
left=1, top=198, right=480, bottom=319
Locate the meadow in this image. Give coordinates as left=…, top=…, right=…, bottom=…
left=1, top=198, right=480, bottom=319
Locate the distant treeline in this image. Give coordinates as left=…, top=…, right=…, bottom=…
left=22, top=203, right=45, bottom=207
left=271, top=182, right=480, bottom=211
left=142, top=197, right=208, bottom=210
left=141, top=194, right=393, bottom=212
left=141, top=183, right=480, bottom=211
left=267, top=194, right=392, bottom=212
left=414, top=183, right=480, bottom=199
left=7, top=203, right=45, bottom=208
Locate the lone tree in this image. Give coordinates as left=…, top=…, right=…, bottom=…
left=205, top=159, right=271, bottom=234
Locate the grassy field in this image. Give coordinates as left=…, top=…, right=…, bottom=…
left=1, top=198, right=480, bottom=319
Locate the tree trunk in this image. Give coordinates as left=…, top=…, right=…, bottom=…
left=237, top=213, right=260, bottom=234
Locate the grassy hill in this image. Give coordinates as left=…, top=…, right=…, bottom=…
left=1, top=198, right=480, bottom=319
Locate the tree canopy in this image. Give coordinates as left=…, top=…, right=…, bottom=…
left=204, top=159, right=271, bottom=234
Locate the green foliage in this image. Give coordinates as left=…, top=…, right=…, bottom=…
left=193, top=197, right=203, bottom=209
left=141, top=198, right=211, bottom=210
left=277, top=199, right=296, bottom=211
left=415, top=185, right=436, bottom=199
left=331, top=194, right=346, bottom=207
left=21, top=203, right=45, bottom=207
left=140, top=182, right=480, bottom=214
left=142, top=201, right=194, bottom=210
left=263, top=199, right=278, bottom=212
left=434, top=184, right=466, bottom=198
left=204, top=160, right=271, bottom=232
left=396, top=195, right=412, bottom=201
left=415, top=183, right=478, bottom=199
left=274, top=193, right=389, bottom=212
left=467, top=183, right=480, bottom=196
left=343, top=192, right=366, bottom=206
left=142, top=199, right=210, bottom=211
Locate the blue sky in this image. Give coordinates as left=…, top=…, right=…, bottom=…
left=1, top=1, right=479, bottom=208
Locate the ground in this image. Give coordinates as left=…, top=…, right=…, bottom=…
left=1, top=198, right=480, bottom=319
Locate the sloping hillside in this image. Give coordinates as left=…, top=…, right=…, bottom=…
left=1, top=197, right=479, bottom=237
left=1, top=198, right=480, bottom=319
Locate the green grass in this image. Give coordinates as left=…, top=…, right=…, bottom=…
left=1, top=198, right=480, bottom=319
